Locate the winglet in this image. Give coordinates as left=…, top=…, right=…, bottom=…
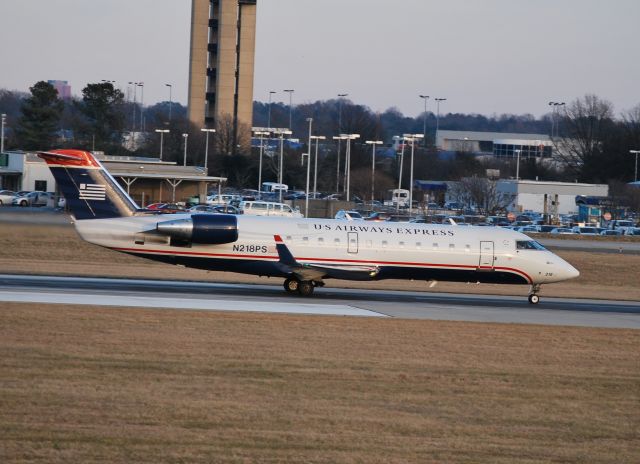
left=273, top=234, right=298, bottom=266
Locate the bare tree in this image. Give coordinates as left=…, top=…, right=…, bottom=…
left=450, top=176, right=513, bottom=215
left=554, top=94, right=614, bottom=178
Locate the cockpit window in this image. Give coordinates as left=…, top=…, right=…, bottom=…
left=516, top=240, right=546, bottom=250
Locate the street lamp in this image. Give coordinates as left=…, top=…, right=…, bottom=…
left=403, top=133, right=424, bottom=216
left=515, top=149, right=522, bottom=180
left=165, top=84, right=173, bottom=121
left=396, top=136, right=406, bottom=214
left=366, top=140, right=383, bottom=204
left=128, top=81, right=140, bottom=132
left=419, top=95, right=429, bottom=145
left=310, top=135, right=326, bottom=198
left=341, top=133, right=360, bottom=202
left=303, top=118, right=314, bottom=217
left=201, top=128, right=216, bottom=172
left=155, top=129, right=169, bottom=161
left=434, top=97, right=446, bottom=149
left=630, top=150, right=640, bottom=182
left=332, top=135, right=346, bottom=193
left=273, top=128, right=292, bottom=202
left=283, top=89, right=294, bottom=132
left=137, top=82, right=145, bottom=132
left=101, top=80, right=116, bottom=84
left=267, top=91, right=276, bottom=128
left=253, top=129, right=270, bottom=198
left=548, top=101, right=565, bottom=137
left=338, top=93, right=348, bottom=133
left=182, top=133, right=189, bottom=166
left=1, top=114, right=6, bottom=155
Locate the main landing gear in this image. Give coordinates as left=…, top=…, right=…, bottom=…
left=283, top=277, right=320, bottom=297
left=528, top=284, right=541, bottom=304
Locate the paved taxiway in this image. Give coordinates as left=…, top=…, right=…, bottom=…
left=1, top=274, right=638, bottom=329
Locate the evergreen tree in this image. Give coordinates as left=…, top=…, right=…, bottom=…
left=79, top=82, right=126, bottom=150
left=15, top=81, right=63, bottom=150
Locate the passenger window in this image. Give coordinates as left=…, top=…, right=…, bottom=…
left=303, top=236, right=308, bottom=242
left=318, top=237, right=324, bottom=244
left=399, top=241, right=405, bottom=248
left=432, top=243, right=438, bottom=249
left=366, top=240, right=372, bottom=248
left=334, top=238, right=340, bottom=244
left=416, top=242, right=421, bottom=249
left=465, top=244, right=470, bottom=252
left=382, top=240, right=388, bottom=248
left=449, top=243, right=455, bottom=249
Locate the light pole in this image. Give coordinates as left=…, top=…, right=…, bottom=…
left=128, top=81, right=140, bottom=132
left=267, top=91, right=276, bottom=128
left=254, top=130, right=270, bottom=198
left=284, top=89, right=294, bottom=132
left=310, top=135, right=326, bottom=198
left=515, top=149, right=522, bottom=180
left=342, top=133, right=360, bottom=202
left=165, top=84, right=173, bottom=121
left=548, top=101, right=565, bottom=137
left=137, top=82, right=145, bottom=132
left=155, top=129, right=169, bottom=161
left=273, top=128, right=292, bottom=203
left=419, top=95, right=429, bottom=146
left=182, top=133, right=189, bottom=166
left=338, top=93, right=348, bottom=133
left=404, top=133, right=424, bottom=216
left=1, top=114, right=6, bottom=155
left=332, top=135, right=345, bottom=194
left=397, top=136, right=406, bottom=214
left=434, top=97, right=446, bottom=149
left=201, top=128, right=216, bottom=172
left=304, top=118, right=313, bottom=217
left=366, top=140, right=383, bottom=204
left=630, top=150, right=640, bottom=182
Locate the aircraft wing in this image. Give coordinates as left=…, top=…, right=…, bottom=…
left=274, top=235, right=379, bottom=281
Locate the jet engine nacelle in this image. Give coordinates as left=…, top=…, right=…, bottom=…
left=156, top=214, right=238, bottom=244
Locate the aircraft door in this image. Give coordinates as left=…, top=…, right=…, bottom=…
left=479, top=241, right=494, bottom=269
left=347, top=232, right=358, bottom=254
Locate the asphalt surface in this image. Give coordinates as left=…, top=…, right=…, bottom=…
left=0, top=274, right=638, bottom=329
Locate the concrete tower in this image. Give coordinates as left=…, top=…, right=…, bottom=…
left=188, top=0, right=257, bottom=143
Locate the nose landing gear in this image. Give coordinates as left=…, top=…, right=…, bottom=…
left=528, top=284, right=541, bottom=304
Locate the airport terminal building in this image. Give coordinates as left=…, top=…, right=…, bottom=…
left=436, top=130, right=554, bottom=159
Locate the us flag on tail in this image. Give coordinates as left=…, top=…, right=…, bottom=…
left=79, top=183, right=106, bottom=201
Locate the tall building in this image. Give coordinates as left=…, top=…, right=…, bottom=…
left=188, top=0, right=257, bottom=142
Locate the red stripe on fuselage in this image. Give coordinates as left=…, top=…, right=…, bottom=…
left=110, top=246, right=533, bottom=283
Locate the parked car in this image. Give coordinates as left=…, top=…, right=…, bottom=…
left=571, top=226, right=599, bottom=235
left=366, top=212, right=392, bottom=222
left=12, top=191, right=52, bottom=207
left=145, top=203, right=185, bottom=213
left=600, top=230, right=622, bottom=236
left=240, top=201, right=302, bottom=218
left=550, top=227, right=574, bottom=235
left=623, top=227, right=640, bottom=236
left=188, top=205, right=219, bottom=213
left=0, top=189, right=16, bottom=205
left=334, top=210, right=365, bottom=221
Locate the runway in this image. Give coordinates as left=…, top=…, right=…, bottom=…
left=1, top=274, right=638, bottom=328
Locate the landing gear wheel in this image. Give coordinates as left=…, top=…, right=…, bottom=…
left=528, top=294, right=540, bottom=304
left=297, top=280, right=315, bottom=297
left=284, top=277, right=299, bottom=293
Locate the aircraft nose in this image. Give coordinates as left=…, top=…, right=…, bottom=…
left=565, top=264, right=580, bottom=280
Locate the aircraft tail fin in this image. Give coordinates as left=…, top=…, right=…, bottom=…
left=38, top=149, right=139, bottom=220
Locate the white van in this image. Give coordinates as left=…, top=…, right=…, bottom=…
left=239, top=201, right=303, bottom=218
left=261, top=182, right=288, bottom=194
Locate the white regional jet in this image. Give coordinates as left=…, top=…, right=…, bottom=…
left=39, top=149, right=579, bottom=304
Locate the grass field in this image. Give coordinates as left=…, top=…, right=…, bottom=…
left=0, top=220, right=639, bottom=462
left=1, top=303, right=638, bottom=463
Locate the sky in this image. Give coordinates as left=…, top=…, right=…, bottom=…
left=1, top=0, right=639, bottom=118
